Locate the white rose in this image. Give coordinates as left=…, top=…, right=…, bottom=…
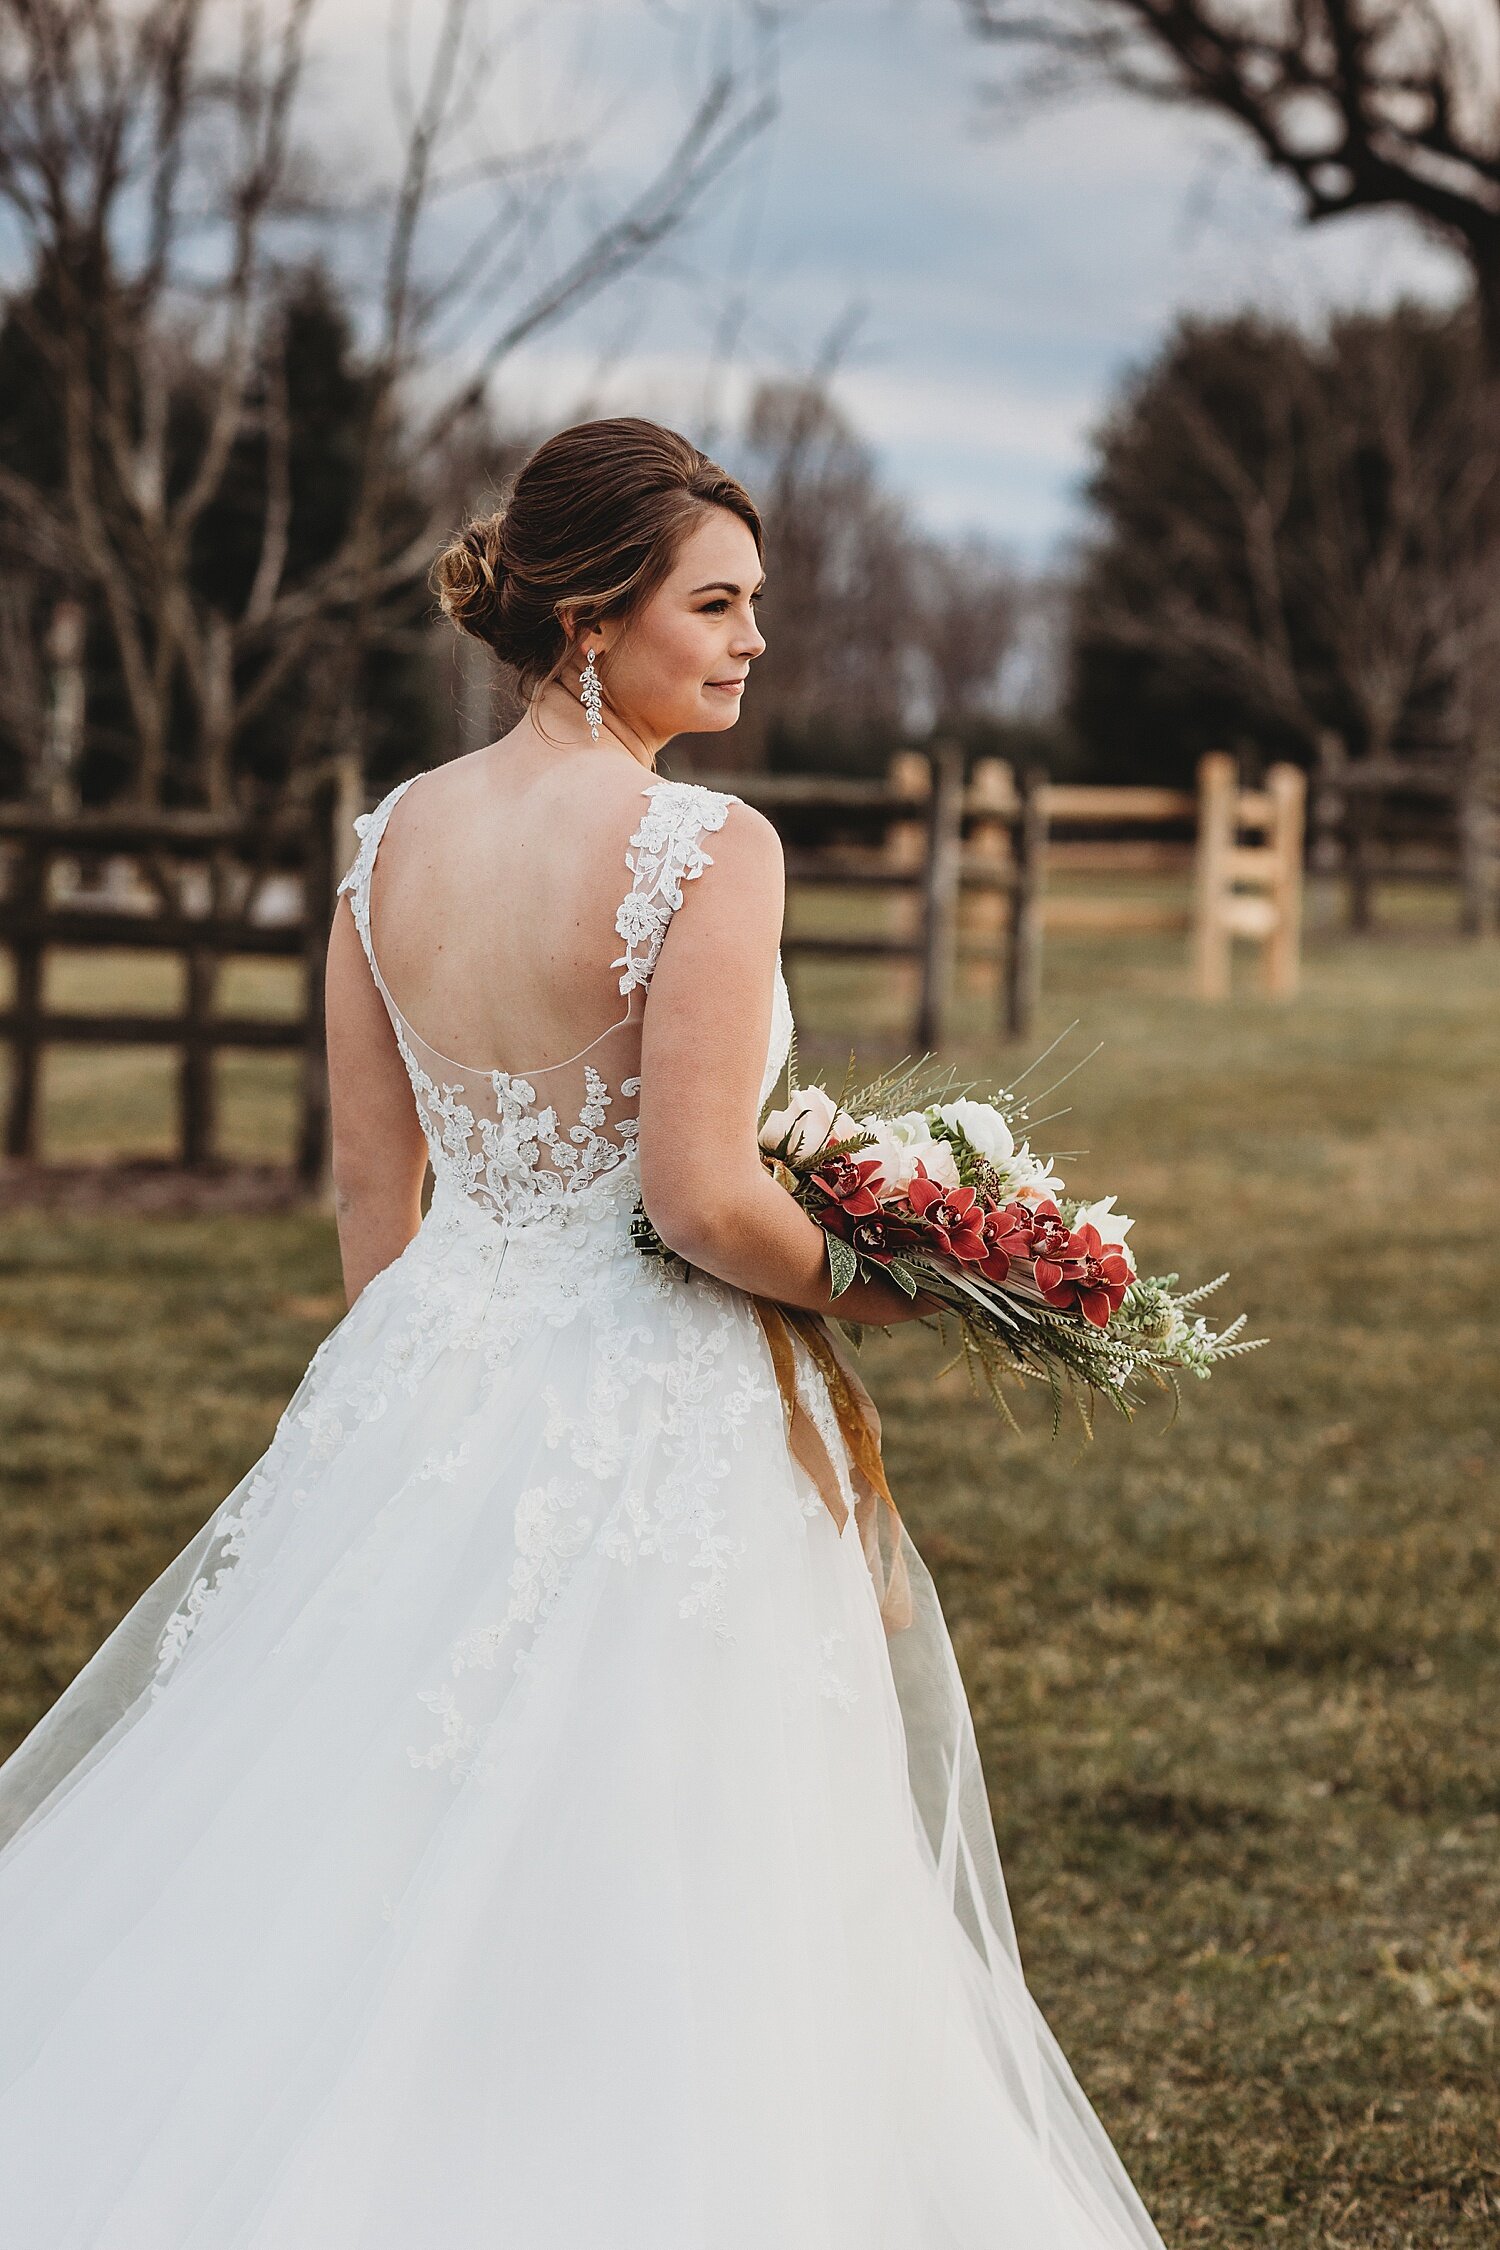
left=759, top=1085, right=864, bottom=1161
left=857, top=1120, right=959, bottom=1194
left=849, top=1111, right=931, bottom=1189
left=932, top=1099, right=1015, bottom=1169
left=906, top=1136, right=961, bottom=1192
left=855, top=1124, right=913, bottom=1192
left=1070, top=1194, right=1134, bottom=1245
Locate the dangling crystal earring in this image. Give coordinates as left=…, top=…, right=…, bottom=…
left=579, top=646, right=602, bottom=741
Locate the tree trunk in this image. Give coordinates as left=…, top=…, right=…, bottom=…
left=1471, top=236, right=1500, bottom=382
left=201, top=613, right=235, bottom=812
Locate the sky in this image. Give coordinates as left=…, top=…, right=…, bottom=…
left=318, top=0, right=1465, bottom=560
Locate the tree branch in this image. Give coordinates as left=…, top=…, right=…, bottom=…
left=963, top=0, right=1500, bottom=262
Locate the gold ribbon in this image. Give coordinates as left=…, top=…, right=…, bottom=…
left=752, top=1299, right=913, bottom=1634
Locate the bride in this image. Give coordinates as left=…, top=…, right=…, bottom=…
left=0, top=417, right=1167, bottom=2248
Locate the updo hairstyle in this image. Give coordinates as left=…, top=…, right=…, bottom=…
left=432, top=417, right=762, bottom=696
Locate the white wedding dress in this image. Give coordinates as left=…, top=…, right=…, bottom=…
left=0, top=776, right=1166, bottom=2249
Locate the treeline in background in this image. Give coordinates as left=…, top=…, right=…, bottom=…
left=6, top=4, right=1500, bottom=820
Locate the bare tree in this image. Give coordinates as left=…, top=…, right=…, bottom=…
left=909, top=534, right=1022, bottom=728
left=0, top=0, right=774, bottom=807
left=722, top=376, right=913, bottom=768
left=961, top=0, right=1500, bottom=366
left=679, top=378, right=1028, bottom=770
left=1073, top=307, right=1500, bottom=767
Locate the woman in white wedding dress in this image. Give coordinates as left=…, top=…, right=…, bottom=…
left=0, top=418, right=1168, bottom=2249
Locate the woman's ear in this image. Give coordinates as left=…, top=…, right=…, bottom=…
left=556, top=603, right=615, bottom=664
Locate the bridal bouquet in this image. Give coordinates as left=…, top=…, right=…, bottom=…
left=632, top=1047, right=1261, bottom=1436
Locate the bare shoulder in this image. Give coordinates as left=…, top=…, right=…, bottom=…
left=700, top=792, right=784, bottom=887
left=649, top=791, right=782, bottom=966
left=667, top=792, right=783, bottom=927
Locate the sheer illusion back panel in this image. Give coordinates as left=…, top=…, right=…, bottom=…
left=337, top=775, right=749, bottom=1220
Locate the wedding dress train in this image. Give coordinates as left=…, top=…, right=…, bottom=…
left=0, top=776, right=1166, bottom=2249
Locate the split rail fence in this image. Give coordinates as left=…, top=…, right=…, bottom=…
left=701, top=745, right=1306, bottom=1039
left=0, top=750, right=1304, bottom=1176
left=997, top=752, right=1306, bottom=1006
left=0, top=785, right=343, bottom=1184
left=1309, top=737, right=1499, bottom=936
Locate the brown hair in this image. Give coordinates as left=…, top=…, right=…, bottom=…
left=432, top=416, right=762, bottom=695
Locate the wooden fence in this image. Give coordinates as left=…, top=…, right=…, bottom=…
left=693, top=747, right=1305, bottom=1035
left=973, top=753, right=1305, bottom=1004
left=0, top=788, right=342, bottom=1183
left=1310, top=737, right=1500, bottom=937
left=0, top=747, right=1307, bottom=1176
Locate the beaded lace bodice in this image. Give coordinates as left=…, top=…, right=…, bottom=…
left=338, top=774, right=794, bottom=1227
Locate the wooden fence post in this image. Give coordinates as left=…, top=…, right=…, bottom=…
left=885, top=747, right=929, bottom=957
left=4, top=834, right=45, bottom=1160
left=298, top=778, right=339, bottom=1193
left=178, top=937, right=218, bottom=1168
left=1346, top=784, right=1376, bottom=932
left=332, top=749, right=366, bottom=880
left=1263, top=763, right=1306, bottom=998
left=885, top=750, right=930, bottom=872
left=1457, top=745, right=1499, bottom=939
left=1192, top=752, right=1238, bottom=999
left=1005, top=765, right=1048, bottom=1040
left=962, top=757, right=1014, bottom=998
left=917, top=742, right=963, bottom=1051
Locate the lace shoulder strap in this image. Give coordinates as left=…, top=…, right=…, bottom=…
left=336, top=777, right=418, bottom=971
left=611, top=778, right=742, bottom=996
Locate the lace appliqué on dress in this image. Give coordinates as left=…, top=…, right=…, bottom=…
left=388, top=1031, right=644, bottom=1229
left=611, top=781, right=739, bottom=995
left=404, top=1265, right=781, bottom=1782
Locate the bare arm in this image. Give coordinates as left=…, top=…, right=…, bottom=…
left=325, top=898, right=429, bottom=1305
left=636, top=806, right=927, bottom=1326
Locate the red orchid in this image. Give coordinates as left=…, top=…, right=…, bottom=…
left=810, top=1153, right=887, bottom=1223
left=815, top=1203, right=911, bottom=1266
left=813, top=1159, right=917, bottom=1268
left=848, top=1212, right=906, bottom=1265
left=976, top=1196, right=1049, bottom=1282
left=973, top=1196, right=1071, bottom=1283
left=1035, top=1221, right=1136, bottom=1328
left=904, top=1162, right=989, bottom=1264
left=1023, top=1200, right=1074, bottom=1274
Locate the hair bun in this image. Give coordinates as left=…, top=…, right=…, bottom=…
left=432, top=514, right=506, bottom=644
left=431, top=505, right=565, bottom=679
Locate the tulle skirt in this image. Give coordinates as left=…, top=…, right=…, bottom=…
left=0, top=1178, right=1164, bottom=2248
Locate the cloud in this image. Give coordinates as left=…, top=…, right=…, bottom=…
left=835, top=365, right=1089, bottom=464
left=298, top=0, right=1467, bottom=554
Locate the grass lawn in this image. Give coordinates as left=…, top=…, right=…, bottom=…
left=2, top=902, right=1497, bottom=2245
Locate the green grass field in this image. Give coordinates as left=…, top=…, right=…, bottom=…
left=2, top=902, right=1497, bottom=2244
